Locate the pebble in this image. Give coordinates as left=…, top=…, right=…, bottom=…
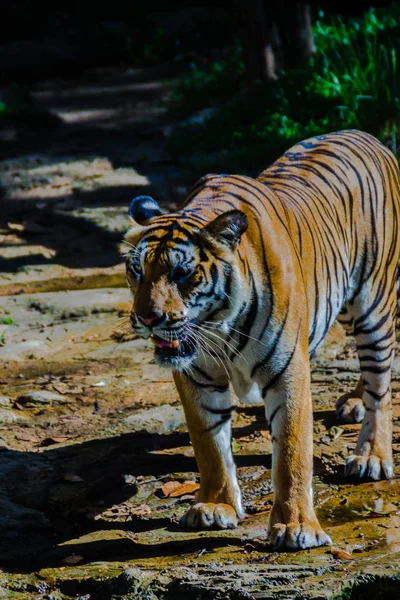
left=0, top=395, right=12, bottom=407
left=124, top=404, right=185, bottom=434
left=0, top=408, right=22, bottom=423
left=17, top=390, right=69, bottom=406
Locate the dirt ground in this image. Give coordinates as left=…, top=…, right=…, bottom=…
left=1, top=66, right=400, bottom=599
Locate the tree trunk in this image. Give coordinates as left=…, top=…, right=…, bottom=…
left=239, top=1, right=314, bottom=82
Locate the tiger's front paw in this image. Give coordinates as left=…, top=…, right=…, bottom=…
left=268, top=520, right=332, bottom=550
left=336, top=395, right=365, bottom=424
left=345, top=454, right=393, bottom=480
left=180, top=502, right=239, bottom=529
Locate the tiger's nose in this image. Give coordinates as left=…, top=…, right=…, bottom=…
left=136, top=312, right=165, bottom=328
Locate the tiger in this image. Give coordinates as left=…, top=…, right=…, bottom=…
left=122, top=130, right=400, bottom=550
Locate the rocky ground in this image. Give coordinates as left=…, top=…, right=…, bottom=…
left=1, top=66, right=400, bottom=599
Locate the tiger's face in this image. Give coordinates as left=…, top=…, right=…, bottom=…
left=123, top=195, right=248, bottom=370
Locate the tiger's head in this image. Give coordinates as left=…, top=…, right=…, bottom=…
left=123, top=195, right=248, bottom=370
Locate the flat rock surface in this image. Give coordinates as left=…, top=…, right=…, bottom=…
left=0, top=66, right=400, bottom=599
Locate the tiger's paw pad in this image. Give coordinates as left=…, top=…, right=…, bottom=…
left=335, top=396, right=365, bottom=424
left=345, top=454, right=393, bottom=480
left=180, top=502, right=238, bottom=530
left=268, top=521, right=332, bottom=551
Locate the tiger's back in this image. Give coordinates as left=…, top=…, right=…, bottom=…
left=258, top=129, right=400, bottom=354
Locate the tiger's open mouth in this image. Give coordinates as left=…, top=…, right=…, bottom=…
left=151, top=334, right=196, bottom=362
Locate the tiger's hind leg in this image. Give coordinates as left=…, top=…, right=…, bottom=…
left=344, top=291, right=396, bottom=480
left=336, top=308, right=365, bottom=424
left=335, top=377, right=365, bottom=424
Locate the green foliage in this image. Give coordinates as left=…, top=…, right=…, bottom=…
left=167, top=46, right=245, bottom=117
left=167, top=5, right=400, bottom=174
left=0, top=318, right=14, bottom=325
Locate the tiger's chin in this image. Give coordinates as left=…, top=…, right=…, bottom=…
left=151, top=334, right=197, bottom=371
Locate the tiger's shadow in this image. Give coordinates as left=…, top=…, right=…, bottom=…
left=0, top=409, right=341, bottom=572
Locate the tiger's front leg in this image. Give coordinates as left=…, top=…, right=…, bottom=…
left=264, top=348, right=332, bottom=550
left=174, top=371, right=244, bottom=529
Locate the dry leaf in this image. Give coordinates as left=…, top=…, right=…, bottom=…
left=331, top=547, right=354, bottom=560
left=64, top=472, right=84, bottom=483
left=169, top=481, right=200, bottom=497
left=161, top=481, right=182, bottom=497
left=162, top=480, right=200, bottom=498
left=62, top=555, right=83, bottom=565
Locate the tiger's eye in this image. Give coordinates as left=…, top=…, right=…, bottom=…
left=130, top=260, right=142, bottom=278
left=171, top=264, right=194, bottom=284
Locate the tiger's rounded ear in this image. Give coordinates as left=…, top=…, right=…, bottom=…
left=201, top=210, right=248, bottom=249
left=128, top=195, right=162, bottom=224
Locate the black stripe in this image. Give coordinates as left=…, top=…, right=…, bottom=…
left=262, top=326, right=301, bottom=396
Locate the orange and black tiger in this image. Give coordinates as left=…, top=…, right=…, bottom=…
left=122, top=130, right=400, bottom=550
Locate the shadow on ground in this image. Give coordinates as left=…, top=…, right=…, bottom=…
left=0, top=414, right=273, bottom=572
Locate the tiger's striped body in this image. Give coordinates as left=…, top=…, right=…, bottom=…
left=124, top=130, right=400, bottom=550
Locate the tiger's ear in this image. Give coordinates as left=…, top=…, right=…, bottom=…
left=128, top=195, right=162, bottom=225
left=201, top=210, right=248, bottom=250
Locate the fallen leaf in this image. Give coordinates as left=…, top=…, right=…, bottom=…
left=161, top=480, right=200, bottom=498
left=331, top=547, right=354, bottom=560
left=64, top=472, right=84, bottom=483
left=161, top=481, right=182, bottom=497
left=169, top=481, right=200, bottom=497
left=62, top=555, right=83, bottom=565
